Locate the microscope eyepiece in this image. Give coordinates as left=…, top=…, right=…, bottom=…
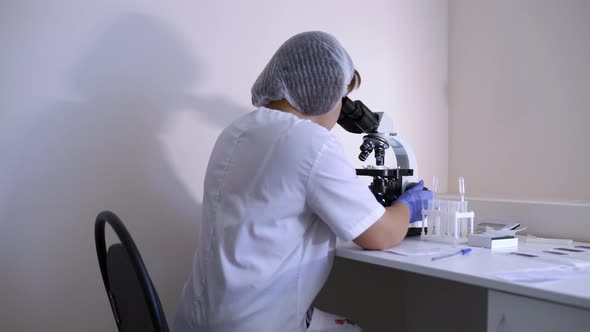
left=337, top=97, right=381, bottom=134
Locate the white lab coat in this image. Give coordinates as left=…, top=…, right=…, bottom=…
left=174, top=107, right=383, bottom=332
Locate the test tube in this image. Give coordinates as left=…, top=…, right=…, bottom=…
left=432, top=177, right=439, bottom=212
left=432, top=176, right=439, bottom=197
left=458, top=176, right=468, bottom=212
left=424, top=177, right=439, bottom=236
left=453, top=201, right=459, bottom=238
left=430, top=201, right=437, bottom=237
left=439, top=199, right=449, bottom=237
left=449, top=200, right=454, bottom=237
left=459, top=177, right=465, bottom=202
left=421, top=200, right=427, bottom=236
left=462, top=214, right=469, bottom=238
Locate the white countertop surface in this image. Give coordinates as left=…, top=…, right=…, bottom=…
left=336, top=237, right=590, bottom=310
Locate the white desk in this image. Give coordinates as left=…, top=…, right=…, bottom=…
left=334, top=238, right=590, bottom=332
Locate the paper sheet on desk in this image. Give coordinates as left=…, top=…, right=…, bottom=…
left=495, top=266, right=590, bottom=284
left=384, top=240, right=458, bottom=256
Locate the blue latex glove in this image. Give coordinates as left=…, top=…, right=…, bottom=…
left=393, top=180, right=434, bottom=223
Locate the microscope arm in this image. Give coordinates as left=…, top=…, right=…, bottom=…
left=386, top=135, right=419, bottom=186
left=375, top=112, right=420, bottom=188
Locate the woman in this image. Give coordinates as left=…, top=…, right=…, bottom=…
left=174, top=31, right=432, bottom=332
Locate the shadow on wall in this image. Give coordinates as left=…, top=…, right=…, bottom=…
left=1, top=13, right=248, bottom=331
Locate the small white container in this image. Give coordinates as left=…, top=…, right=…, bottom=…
left=468, top=234, right=519, bottom=249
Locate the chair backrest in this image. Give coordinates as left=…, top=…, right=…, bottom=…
left=95, top=210, right=169, bottom=332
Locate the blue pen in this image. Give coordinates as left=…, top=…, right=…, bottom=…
left=431, top=248, right=472, bottom=261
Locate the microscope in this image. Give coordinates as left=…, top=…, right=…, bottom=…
left=338, top=96, right=424, bottom=236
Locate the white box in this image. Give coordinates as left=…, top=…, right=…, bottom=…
left=468, top=234, right=518, bottom=249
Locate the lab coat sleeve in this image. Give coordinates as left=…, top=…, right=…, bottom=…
left=306, top=136, right=385, bottom=241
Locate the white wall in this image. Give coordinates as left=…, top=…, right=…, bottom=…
left=449, top=0, right=590, bottom=203
left=0, top=1, right=448, bottom=330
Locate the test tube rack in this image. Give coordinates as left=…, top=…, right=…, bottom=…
left=420, top=199, right=475, bottom=244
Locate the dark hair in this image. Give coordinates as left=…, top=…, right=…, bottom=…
left=347, top=69, right=362, bottom=94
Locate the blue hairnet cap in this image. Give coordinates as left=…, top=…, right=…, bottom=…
left=251, top=31, right=355, bottom=116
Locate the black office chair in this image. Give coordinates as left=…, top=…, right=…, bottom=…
left=95, top=210, right=169, bottom=332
